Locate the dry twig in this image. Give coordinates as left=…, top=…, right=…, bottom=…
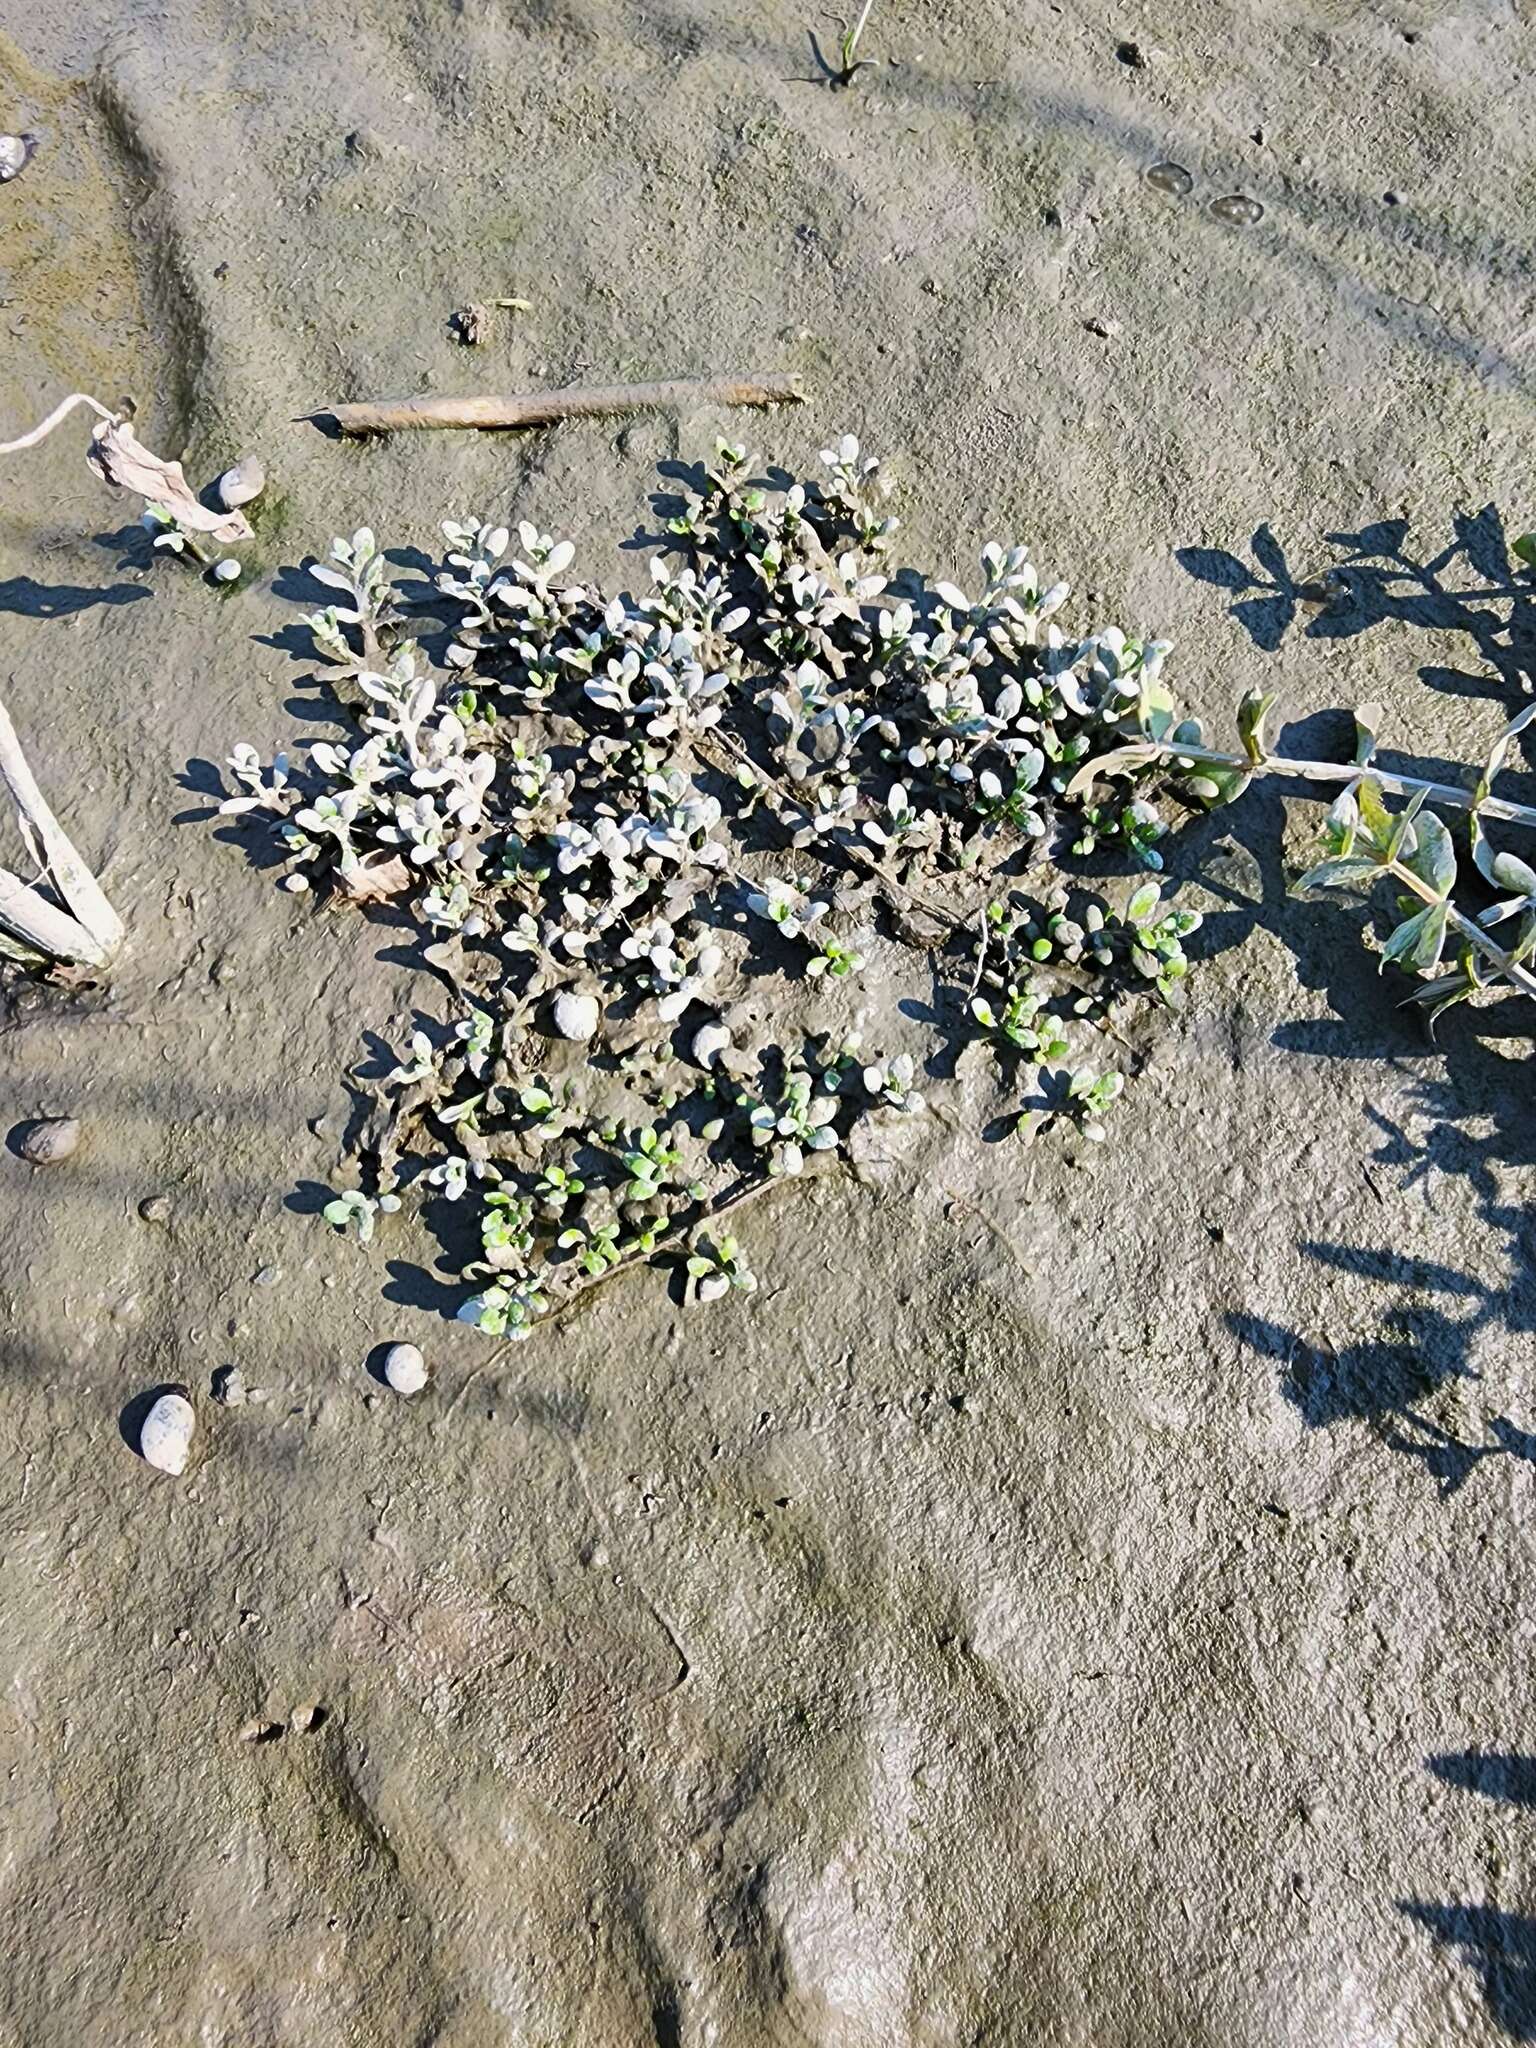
left=308, top=373, right=805, bottom=438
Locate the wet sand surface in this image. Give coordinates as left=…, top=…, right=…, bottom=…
left=1, top=3, right=1534, bottom=2042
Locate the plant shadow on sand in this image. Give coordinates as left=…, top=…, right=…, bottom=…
left=1177, top=504, right=1536, bottom=702
left=1402, top=1753, right=1536, bottom=2040
left=1173, top=504, right=1536, bottom=1509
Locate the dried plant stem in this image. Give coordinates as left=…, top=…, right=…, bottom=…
left=1147, top=736, right=1536, bottom=833
left=0, top=698, right=123, bottom=965
left=0, top=869, right=106, bottom=964
left=0, top=391, right=116, bottom=455
left=312, top=374, right=805, bottom=438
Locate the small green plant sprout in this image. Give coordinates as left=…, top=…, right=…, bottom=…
left=321, top=1188, right=401, bottom=1243
left=557, top=1219, right=623, bottom=1278
left=383, top=1029, right=438, bottom=1087
left=1016, top=1066, right=1125, bottom=1145
left=534, top=1163, right=585, bottom=1216
left=860, top=1052, right=924, bottom=1111
left=748, top=878, right=828, bottom=940
left=517, top=1079, right=561, bottom=1123
left=426, top=1155, right=471, bottom=1202
left=477, top=1190, right=537, bottom=1272
left=824, top=0, right=876, bottom=86
left=807, top=932, right=866, bottom=979
left=685, top=1231, right=759, bottom=1304
left=745, top=1063, right=841, bottom=1176
left=861, top=781, right=938, bottom=863
left=617, top=1124, right=702, bottom=1205
left=1071, top=796, right=1167, bottom=868
left=970, top=981, right=1073, bottom=1064
left=453, top=1006, right=497, bottom=1077
left=1101, top=880, right=1201, bottom=1005
left=457, top=1280, right=548, bottom=1339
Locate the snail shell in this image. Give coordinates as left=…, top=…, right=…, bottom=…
left=19, top=1116, right=79, bottom=1165
left=551, top=990, right=600, bottom=1041
left=216, top=455, right=266, bottom=510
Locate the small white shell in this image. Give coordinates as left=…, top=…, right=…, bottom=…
left=213, top=557, right=241, bottom=583
left=552, top=990, right=599, bottom=1041
left=20, top=1116, right=80, bottom=1165
left=0, top=134, right=37, bottom=184
left=382, top=1342, right=428, bottom=1395
left=216, top=455, right=266, bottom=510
left=140, top=1392, right=195, bottom=1475
left=691, top=1021, right=731, bottom=1066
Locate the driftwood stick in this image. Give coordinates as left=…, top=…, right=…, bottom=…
left=0, top=698, right=124, bottom=956
left=309, top=373, right=805, bottom=438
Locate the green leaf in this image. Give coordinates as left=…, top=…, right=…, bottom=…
left=1400, top=809, right=1456, bottom=899
left=1474, top=701, right=1536, bottom=806
left=1187, top=762, right=1251, bottom=808
left=1355, top=777, right=1393, bottom=849
left=1126, top=881, right=1162, bottom=925
left=1472, top=830, right=1536, bottom=897
left=1353, top=701, right=1383, bottom=766
left=1514, top=533, right=1536, bottom=569
left=1292, top=856, right=1381, bottom=896
left=1383, top=787, right=1426, bottom=864
left=1381, top=901, right=1449, bottom=972
left=1324, top=785, right=1358, bottom=854
left=1236, top=687, right=1277, bottom=764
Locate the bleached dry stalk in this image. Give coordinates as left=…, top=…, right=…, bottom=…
left=0, top=698, right=123, bottom=968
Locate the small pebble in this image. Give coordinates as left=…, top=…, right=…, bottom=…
left=237, top=1718, right=284, bottom=1744
left=213, top=557, right=241, bottom=584
left=212, top=1364, right=246, bottom=1407
left=140, top=1391, right=195, bottom=1476
left=1145, top=161, right=1193, bottom=198
left=451, top=303, right=490, bottom=346
left=19, top=1117, right=80, bottom=1166
left=551, top=990, right=600, bottom=1041
left=1209, top=193, right=1265, bottom=226
left=382, top=1342, right=428, bottom=1395
left=251, top=1265, right=280, bottom=1288
left=1115, top=39, right=1145, bottom=66
left=289, top=1702, right=327, bottom=1733
left=138, top=1193, right=171, bottom=1223
left=0, top=133, right=38, bottom=183
left=1082, top=315, right=1118, bottom=339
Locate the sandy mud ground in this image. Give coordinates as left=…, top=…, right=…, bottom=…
left=1, top=1, right=1535, bottom=2042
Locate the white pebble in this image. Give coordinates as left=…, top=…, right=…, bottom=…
left=382, top=1342, right=428, bottom=1395
left=20, top=1116, right=80, bottom=1165
left=213, top=557, right=241, bottom=583
left=140, top=1392, right=195, bottom=1475
left=551, top=990, right=600, bottom=1041
left=691, top=1021, right=731, bottom=1066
